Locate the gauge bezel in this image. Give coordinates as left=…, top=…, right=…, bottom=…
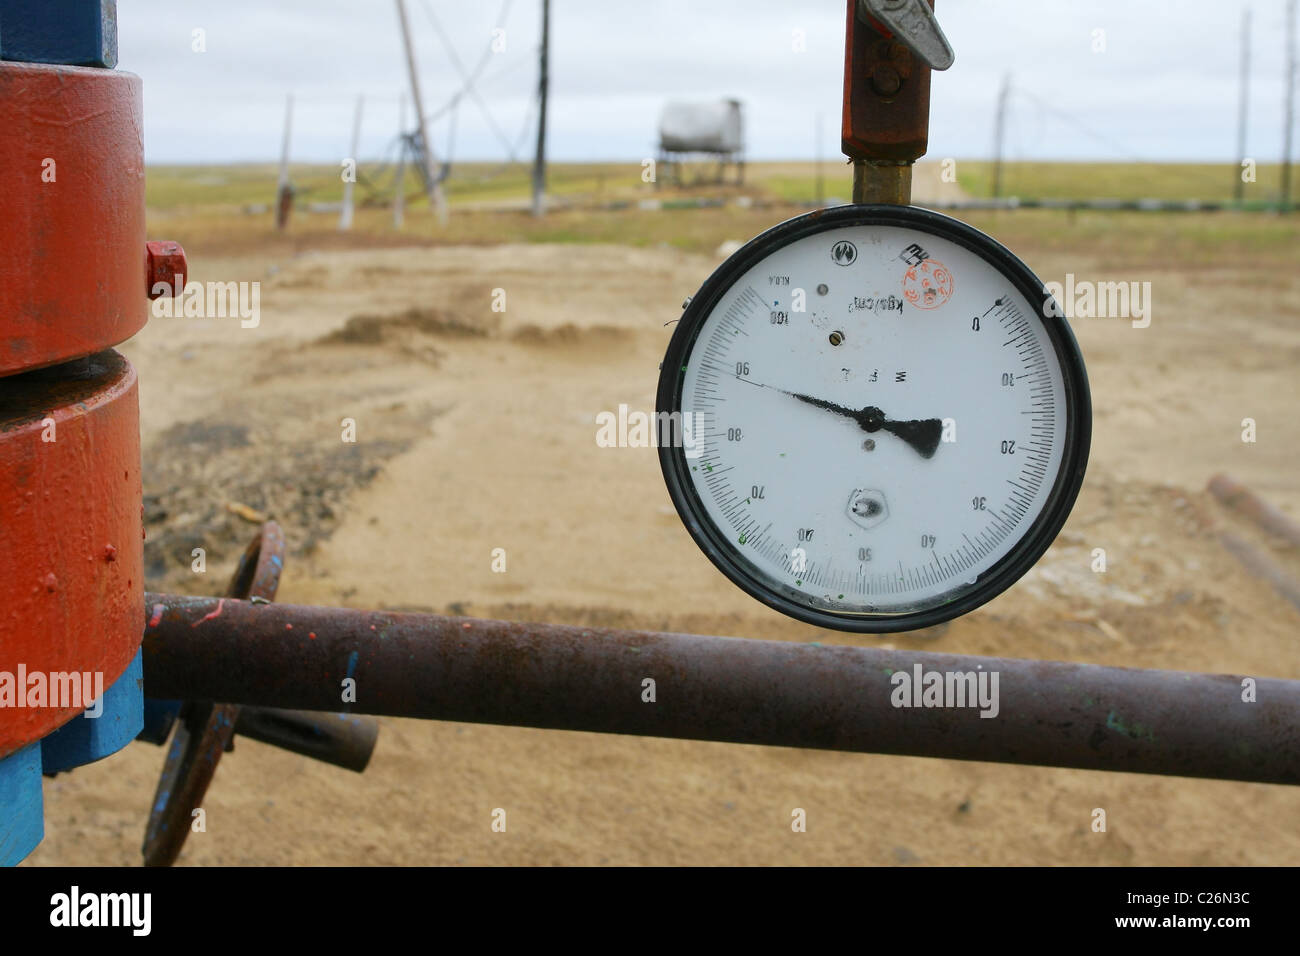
left=656, top=203, right=1091, bottom=633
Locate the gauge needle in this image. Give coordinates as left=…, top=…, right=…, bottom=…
left=739, top=379, right=943, bottom=459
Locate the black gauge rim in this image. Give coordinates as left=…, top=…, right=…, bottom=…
left=656, top=203, right=1092, bottom=634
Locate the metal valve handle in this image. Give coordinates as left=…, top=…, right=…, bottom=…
left=859, top=0, right=954, bottom=70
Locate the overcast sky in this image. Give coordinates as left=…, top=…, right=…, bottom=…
left=118, top=0, right=1294, bottom=164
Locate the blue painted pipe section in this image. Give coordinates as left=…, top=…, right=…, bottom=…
left=0, top=742, right=43, bottom=866
left=41, top=649, right=144, bottom=774
left=0, top=650, right=145, bottom=864
left=0, top=0, right=117, bottom=68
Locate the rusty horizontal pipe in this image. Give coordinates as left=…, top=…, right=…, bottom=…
left=140, top=593, right=1300, bottom=785
left=1217, top=532, right=1300, bottom=612
left=1208, top=473, right=1300, bottom=549
left=233, top=707, right=378, bottom=773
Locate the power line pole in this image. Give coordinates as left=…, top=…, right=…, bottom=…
left=1284, top=0, right=1296, bottom=211
left=991, top=73, right=1010, bottom=199
left=1235, top=9, right=1251, bottom=202
left=340, top=94, right=365, bottom=230
left=275, top=94, right=294, bottom=231
left=394, top=93, right=408, bottom=229
left=531, top=0, right=551, bottom=218
left=395, top=0, right=448, bottom=224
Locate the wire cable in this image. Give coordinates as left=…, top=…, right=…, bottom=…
left=417, top=0, right=522, bottom=160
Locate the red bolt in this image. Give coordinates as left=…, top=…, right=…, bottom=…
left=146, top=240, right=188, bottom=300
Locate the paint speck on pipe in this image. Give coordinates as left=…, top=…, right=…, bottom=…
left=191, top=597, right=225, bottom=628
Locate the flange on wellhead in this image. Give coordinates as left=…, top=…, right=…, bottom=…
left=0, top=0, right=186, bottom=865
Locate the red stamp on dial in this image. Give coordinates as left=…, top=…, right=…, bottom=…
left=902, top=258, right=954, bottom=310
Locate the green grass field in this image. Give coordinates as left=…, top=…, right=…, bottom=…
left=145, top=159, right=1290, bottom=211
left=957, top=161, right=1287, bottom=204
left=144, top=160, right=1300, bottom=276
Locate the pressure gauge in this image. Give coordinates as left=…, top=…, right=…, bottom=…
left=656, top=204, right=1090, bottom=633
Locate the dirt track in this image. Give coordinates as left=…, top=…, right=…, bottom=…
left=25, top=219, right=1300, bottom=865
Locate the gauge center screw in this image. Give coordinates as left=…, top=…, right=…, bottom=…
left=859, top=406, right=885, bottom=432
left=847, top=488, right=890, bottom=530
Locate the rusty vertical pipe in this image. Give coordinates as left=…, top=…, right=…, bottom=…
left=843, top=0, right=934, bottom=206
left=139, top=594, right=1300, bottom=785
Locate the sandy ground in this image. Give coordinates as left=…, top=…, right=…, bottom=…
left=24, top=195, right=1300, bottom=865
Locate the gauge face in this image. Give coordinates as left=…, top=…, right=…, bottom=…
left=657, top=204, right=1090, bottom=633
